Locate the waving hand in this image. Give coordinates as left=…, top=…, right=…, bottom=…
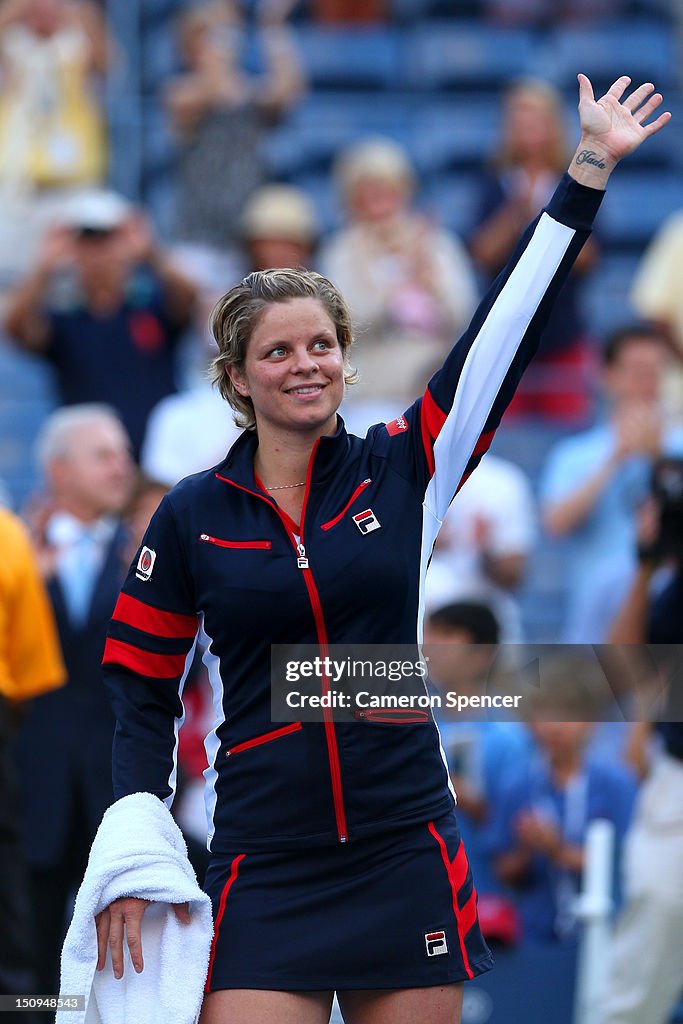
left=570, top=74, right=671, bottom=188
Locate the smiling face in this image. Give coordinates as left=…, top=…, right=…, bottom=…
left=228, top=298, right=345, bottom=439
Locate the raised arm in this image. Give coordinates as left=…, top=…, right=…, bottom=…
left=568, top=75, right=669, bottom=189
left=3, top=227, right=75, bottom=352
left=378, top=76, right=670, bottom=525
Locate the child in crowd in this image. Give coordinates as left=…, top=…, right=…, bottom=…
left=489, top=657, right=638, bottom=943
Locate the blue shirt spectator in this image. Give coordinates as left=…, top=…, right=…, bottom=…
left=540, top=325, right=683, bottom=642
left=489, top=724, right=638, bottom=945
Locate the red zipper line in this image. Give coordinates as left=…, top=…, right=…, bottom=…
left=215, top=460, right=349, bottom=844
left=226, top=721, right=302, bottom=757
left=354, top=709, right=431, bottom=724
left=320, top=478, right=372, bottom=531
left=199, top=534, right=272, bottom=550
left=293, top=440, right=349, bottom=843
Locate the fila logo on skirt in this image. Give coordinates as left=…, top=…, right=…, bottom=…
left=425, top=930, right=448, bottom=957
left=352, top=509, right=381, bottom=535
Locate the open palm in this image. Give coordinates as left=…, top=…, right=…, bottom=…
left=577, top=74, right=670, bottom=162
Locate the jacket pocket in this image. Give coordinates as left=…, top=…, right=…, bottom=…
left=320, top=478, right=373, bottom=531
left=199, top=534, right=272, bottom=550
left=226, top=721, right=303, bottom=758
left=353, top=708, right=431, bottom=724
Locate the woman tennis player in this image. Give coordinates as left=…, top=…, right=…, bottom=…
left=98, top=75, right=669, bottom=1024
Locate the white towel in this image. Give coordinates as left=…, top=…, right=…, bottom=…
left=57, top=792, right=213, bottom=1024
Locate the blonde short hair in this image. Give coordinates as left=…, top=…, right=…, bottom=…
left=241, top=185, right=319, bottom=244
left=209, top=268, right=357, bottom=431
left=335, top=137, right=415, bottom=204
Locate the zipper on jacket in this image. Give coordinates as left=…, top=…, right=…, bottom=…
left=226, top=721, right=303, bottom=757
left=199, top=534, right=272, bottom=550
left=296, top=543, right=309, bottom=569
left=354, top=708, right=431, bottom=725
left=215, top=456, right=350, bottom=844
left=320, top=478, right=372, bottom=531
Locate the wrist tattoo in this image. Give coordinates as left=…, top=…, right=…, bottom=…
left=576, top=149, right=607, bottom=169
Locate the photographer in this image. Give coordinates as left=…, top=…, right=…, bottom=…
left=600, top=457, right=683, bottom=1024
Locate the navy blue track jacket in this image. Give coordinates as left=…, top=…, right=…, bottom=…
left=103, top=175, right=603, bottom=852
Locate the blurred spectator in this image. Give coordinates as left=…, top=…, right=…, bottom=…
left=321, top=137, right=478, bottom=404
left=165, top=0, right=304, bottom=278
left=142, top=183, right=318, bottom=485
left=141, top=385, right=243, bottom=488
left=425, top=454, right=536, bottom=644
left=0, top=0, right=110, bottom=290
left=424, top=601, right=531, bottom=907
left=3, top=190, right=197, bottom=458
left=15, top=404, right=134, bottom=994
left=489, top=659, right=638, bottom=945
left=121, top=470, right=168, bottom=568
left=469, top=79, right=599, bottom=422
left=631, top=208, right=683, bottom=422
left=0, top=507, right=64, bottom=1008
left=312, top=0, right=387, bottom=24
left=540, top=324, right=683, bottom=642
left=485, top=0, right=620, bottom=25
left=599, top=520, right=683, bottom=1023
left=241, top=182, right=319, bottom=274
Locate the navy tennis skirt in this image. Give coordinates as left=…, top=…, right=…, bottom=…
left=203, top=811, right=493, bottom=992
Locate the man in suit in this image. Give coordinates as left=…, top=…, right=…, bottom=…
left=16, top=404, right=134, bottom=994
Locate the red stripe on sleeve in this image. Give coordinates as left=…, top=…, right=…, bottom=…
left=420, top=388, right=448, bottom=478
left=111, top=592, right=197, bottom=639
left=102, top=637, right=190, bottom=679
left=473, top=429, right=495, bottom=459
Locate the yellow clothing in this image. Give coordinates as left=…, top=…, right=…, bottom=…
left=0, top=23, right=105, bottom=188
left=0, top=507, right=65, bottom=701
left=632, top=211, right=683, bottom=349
left=631, top=211, right=683, bottom=422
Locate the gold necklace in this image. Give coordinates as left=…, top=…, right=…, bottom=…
left=264, top=481, right=306, bottom=491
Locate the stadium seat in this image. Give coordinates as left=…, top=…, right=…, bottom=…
left=598, top=172, right=683, bottom=250
left=391, top=0, right=485, bottom=21
left=405, top=22, right=537, bottom=92
left=291, top=171, right=344, bottom=235
left=0, top=338, right=57, bottom=507
left=412, top=98, right=500, bottom=173
left=582, top=254, right=642, bottom=336
left=139, top=0, right=185, bottom=27
left=293, top=25, right=403, bottom=90
left=420, top=172, right=488, bottom=238
left=624, top=0, right=674, bottom=17
left=141, top=105, right=178, bottom=185
left=265, top=93, right=416, bottom=178
left=545, top=21, right=678, bottom=94
left=140, top=24, right=182, bottom=94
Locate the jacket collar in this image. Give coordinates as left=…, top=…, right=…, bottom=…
left=215, top=416, right=352, bottom=493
